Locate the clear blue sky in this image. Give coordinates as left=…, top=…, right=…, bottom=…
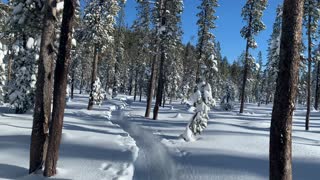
left=125, top=0, right=283, bottom=63
left=3, top=0, right=282, bottom=63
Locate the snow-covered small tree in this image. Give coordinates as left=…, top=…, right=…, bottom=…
left=91, top=78, right=105, bottom=107
left=220, top=81, right=236, bottom=111
left=182, top=81, right=216, bottom=141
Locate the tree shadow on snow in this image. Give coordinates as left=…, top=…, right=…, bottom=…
left=0, top=164, right=28, bottom=179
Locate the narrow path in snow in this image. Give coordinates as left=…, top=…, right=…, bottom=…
left=111, top=110, right=177, bottom=180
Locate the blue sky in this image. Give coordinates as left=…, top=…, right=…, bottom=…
left=125, top=0, right=283, bottom=63
left=3, top=0, right=282, bottom=63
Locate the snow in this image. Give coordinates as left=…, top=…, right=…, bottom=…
left=1, top=94, right=320, bottom=179
left=122, top=100, right=320, bottom=180
left=0, top=94, right=138, bottom=180
left=26, top=38, right=35, bottom=50
left=57, top=2, right=64, bottom=12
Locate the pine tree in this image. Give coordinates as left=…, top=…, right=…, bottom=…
left=196, top=0, right=219, bottom=82
left=254, top=51, right=263, bottom=105
left=153, top=0, right=184, bottom=120
left=80, top=0, right=123, bottom=110
left=132, top=0, right=151, bottom=102
left=180, top=42, right=197, bottom=103
left=239, top=0, right=267, bottom=113
left=265, top=5, right=282, bottom=104
left=113, top=1, right=126, bottom=98
left=269, top=0, right=304, bottom=179
left=303, top=0, right=320, bottom=131
left=314, top=44, right=320, bottom=110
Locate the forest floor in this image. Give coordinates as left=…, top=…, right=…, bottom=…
left=0, top=95, right=138, bottom=180
left=121, top=100, right=320, bottom=180
left=1, top=94, right=320, bottom=180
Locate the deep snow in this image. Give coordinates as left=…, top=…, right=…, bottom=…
left=0, top=95, right=138, bottom=180
left=123, top=101, right=320, bottom=180
left=1, top=94, right=320, bottom=180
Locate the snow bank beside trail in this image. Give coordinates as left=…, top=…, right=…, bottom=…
left=0, top=95, right=138, bottom=180
left=126, top=101, right=320, bottom=180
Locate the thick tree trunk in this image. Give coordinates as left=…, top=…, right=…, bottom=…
left=153, top=0, right=167, bottom=120
left=269, top=0, right=304, bottom=179
left=306, top=12, right=312, bottom=131
left=145, top=57, right=156, bottom=117
left=29, top=0, right=56, bottom=173
left=314, top=61, right=320, bottom=110
left=153, top=44, right=165, bottom=120
left=87, top=46, right=99, bottom=110
left=43, top=0, right=75, bottom=176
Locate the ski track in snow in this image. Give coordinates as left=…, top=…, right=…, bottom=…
left=110, top=108, right=177, bottom=180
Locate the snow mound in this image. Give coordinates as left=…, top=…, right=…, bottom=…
left=187, top=106, right=195, bottom=113
left=173, top=113, right=183, bottom=118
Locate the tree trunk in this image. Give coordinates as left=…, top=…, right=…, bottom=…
left=240, top=10, right=253, bottom=114
left=139, top=83, right=143, bottom=102
left=153, top=44, right=165, bottom=120
left=314, top=61, right=320, bottom=110
left=79, top=70, right=83, bottom=94
left=7, top=48, right=13, bottom=83
left=306, top=11, right=312, bottom=131
left=134, top=68, right=139, bottom=101
left=269, top=0, right=304, bottom=179
left=145, top=56, right=156, bottom=117
left=71, top=70, right=74, bottom=99
left=87, top=45, right=99, bottom=110
left=43, top=0, right=75, bottom=176
left=153, top=0, right=166, bottom=120
left=29, top=0, right=56, bottom=173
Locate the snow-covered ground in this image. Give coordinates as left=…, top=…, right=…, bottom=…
left=123, top=101, right=320, bottom=180
left=1, top=95, right=320, bottom=180
left=0, top=95, right=138, bottom=180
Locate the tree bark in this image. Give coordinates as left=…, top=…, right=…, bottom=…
left=134, top=68, right=139, bottom=101
left=240, top=5, right=253, bottom=114
left=153, top=0, right=167, bottom=120
left=305, top=10, right=312, bottom=131
left=43, top=0, right=75, bottom=176
left=145, top=57, right=156, bottom=117
left=7, top=48, right=13, bottom=83
left=153, top=43, right=165, bottom=120
left=79, top=70, right=83, bottom=94
left=29, top=0, right=56, bottom=173
left=269, top=0, right=304, bottom=179
left=87, top=45, right=99, bottom=110
left=315, top=61, right=320, bottom=110
left=145, top=0, right=164, bottom=118
left=71, top=70, right=74, bottom=99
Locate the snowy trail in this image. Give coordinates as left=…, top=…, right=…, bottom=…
left=111, top=110, right=177, bottom=180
